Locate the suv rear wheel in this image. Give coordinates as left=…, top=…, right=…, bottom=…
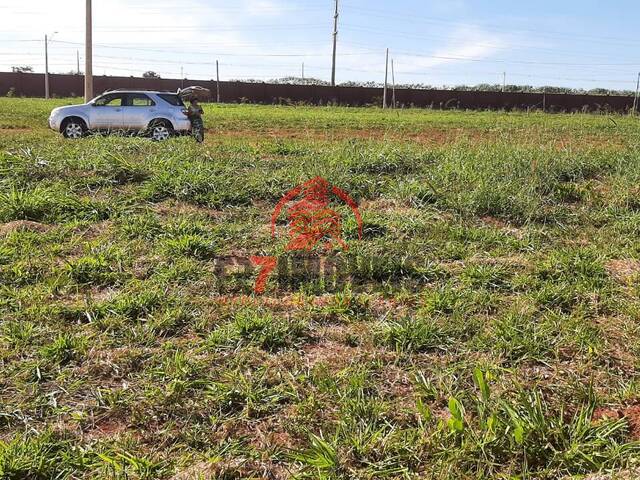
left=61, top=118, right=87, bottom=139
left=148, top=120, right=173, bottom=141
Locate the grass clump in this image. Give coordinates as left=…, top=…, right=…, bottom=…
left=208, top=307, right=308, bottom=352
left=163, top=234, right=217, bottom=260
left=378, top=314, right=476, bottom=353
left=66, top=252, right=125, bottom=286
left=0, top=185, right=111, bottom=223
left=40, top=333, right=87, bottom=365
left=0, top=431, right=89, bottom=480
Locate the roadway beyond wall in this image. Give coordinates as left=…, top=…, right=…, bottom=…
left=0, top=71, right=635, bottom=113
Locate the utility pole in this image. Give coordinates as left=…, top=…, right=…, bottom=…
left=331, top=0, right=338, bottom=86
left=181, top=66, right=184, bottom=89
left=383, top=48, right=389, bottom=109
left=502, top=72, right=506, bottom=93
left=84, top=0, right=93, bottom=102
left=302, top=62, right=305, bottom=81
left=44, top=34, right=50, bottom=99
left=391, top=58, right=396, bottom=109
left=633, top=72, right=640, bottom=115
left=76, top=50, right=80, bottom=75
left=216, top=60, right=220, bottom=103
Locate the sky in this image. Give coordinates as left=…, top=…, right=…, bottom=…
left=1, top=0, right=639, bottom=91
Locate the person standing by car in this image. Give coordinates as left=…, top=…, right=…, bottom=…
left=186, top=98, right=204, bottom=143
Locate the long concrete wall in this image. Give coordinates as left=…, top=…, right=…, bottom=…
left=0, top=71, right=635, bottom=113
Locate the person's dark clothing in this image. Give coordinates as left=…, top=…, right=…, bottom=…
left=187, top=103, right=204, bottom=143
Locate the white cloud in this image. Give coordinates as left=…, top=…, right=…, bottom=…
left=0, top=1, right=535, bottom=86
left=0, top=0, right=296, bottom=77
left=394, top=27, right=507, bottom=72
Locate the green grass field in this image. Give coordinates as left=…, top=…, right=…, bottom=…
left=2, top=97, right=640, bottom=479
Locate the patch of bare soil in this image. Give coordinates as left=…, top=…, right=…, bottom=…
left=577, top=471, right=640, bottom=480
left=241, top=415, right=299, bottom=452
left=606, top=259, right=640, bottom=282
left=554, top=134, right=628, bottom=152
left=209, top=126, right=492, bottom=146
left=0, top=127, right=33, bottom=133
left=75, top=220, right=113, bottom=241
left=206, top=127, right=627, bottom=150
left=209, top=293, right=413, bottom=321
left=81, top=415, right=131, bottom=441
left=170, top=459, right=289, bottom=480
left=153, top=200, right=224, bottom=218
left=479, top=215, right=525, bottom=238
left=360, top=198, right=425, bottom=217
left=593, top=403, right=640, bottom=440
left=211, top=294, right=307, bottom=312
left=53, top=287, right=118, bottom=308
left=368, top=296, right=412, bottom=318
left=302, top=340, right=361, bottom=370
left=0, top=220, right=50, bottom=236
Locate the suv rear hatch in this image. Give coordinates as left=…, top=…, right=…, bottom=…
left=178, top=86, right=211, bottom=101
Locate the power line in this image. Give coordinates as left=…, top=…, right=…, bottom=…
left=39, top=34, right=639, bottom=70
left=43, top=56, right=635, bottom=85
left=5, top=45, right=638, bottom=79
left=2, top=24, right=330, bottom=35
left=343, top=42, right=640, bottom=67
left=49, top=40, right=342, bottom=58
left=339, top=2, right=640, bottom=47
left=45, top=39, right=640, bottom=69
left=339, top=25, right=639, bottom=62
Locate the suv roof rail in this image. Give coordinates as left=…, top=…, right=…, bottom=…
left=102, top=88, right=177, bottom=93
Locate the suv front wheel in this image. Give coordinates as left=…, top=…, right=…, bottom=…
left=61, top=118, right=87, bottom=139
left=148, top=120, right=173, bottom=141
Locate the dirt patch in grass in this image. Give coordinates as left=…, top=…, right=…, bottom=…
left=75, top=220, right=113, bottom=241
left=211, top=294, right=307, bottom=311
left=593, top=404, right=640, bottom=440
left=82, top=417, right=130, bottom=441
left=0, top=127, right=33, bottom=133
left=153, top=200, right=224, bottom=218
left=303, top=340, right=361, bottom=370
left=480, top=216, right=508, bottom=228
left=171, top=459, right=288, bottom=480
left=606, top=259, right=640, bottom=282
left=54, top=287, right=119, bottom=307
left=242, top=414, right=299, bottom=451
left=209, top=126, right=492, bottom=146
left=360, top=198, right=424, bottom=217
left=579, top=470, right=640, bottom=480
left=479, top=215, right=523, bottom=237
left=302, top=324, right=393, bottom=370
left=0, top=220, right=50, bottom=236
left=207, top=127, right=627, bottom=150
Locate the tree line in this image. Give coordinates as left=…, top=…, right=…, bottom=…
left=236, top=76, right=635, bottom=97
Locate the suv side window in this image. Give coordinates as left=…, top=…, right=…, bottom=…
left=94, top=94, right=125, bottom=107
left=158, top=94, right=184, bottom=106
left=126, top=94, right=155, bottom=107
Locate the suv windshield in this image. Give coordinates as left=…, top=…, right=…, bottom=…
left=158, top=94, right=184, bottom=107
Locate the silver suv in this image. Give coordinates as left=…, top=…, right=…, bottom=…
left=48, top=90, right=192, bottom=141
